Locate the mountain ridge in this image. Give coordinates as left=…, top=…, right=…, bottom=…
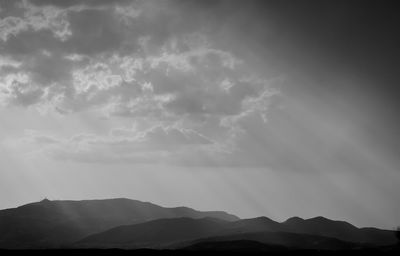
left=74, top=216, right=397, bottom=249
left=0, top=198, right=239, bottom=249
left=0, top=198, right=397, bottom=250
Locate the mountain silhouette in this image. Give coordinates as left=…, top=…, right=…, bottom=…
left=74, top=217, right=364, bottom=250
left=74, top=216, right=397, bottom=250
left=76, top=217, right=229, bottom=249
left=217, top=216, right=396, bottom=245
left=228, top=216, right=282, bottom=233
left=0, top=198, right=397, bottom=250
left=0, top=198, right=238, bottom=249
left=281, top=216, right=396, bottom=245
left=182, top=231, right=359, bottom=251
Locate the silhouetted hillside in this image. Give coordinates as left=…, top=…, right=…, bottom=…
left=76, top=217, right=229, bottom=249
left=217, top=215, right=396, bottom=246
left=282, top=216, right=396, bottom=245
left=183, top=239, right=288, bottom=252
left=75, top=216, right=395, bottom=250
left=0, top=198, right=397, bottom=250
left=0, top=198, right=238, bottom=249
left=182, top=231, right=359, bottom=251
left=229, top=216, right=282, bottom=232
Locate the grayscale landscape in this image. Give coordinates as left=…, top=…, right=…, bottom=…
left=0, top=0, right=399, bottom=255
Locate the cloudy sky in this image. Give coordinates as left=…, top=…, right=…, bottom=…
left=0, top=0, right=399, bottom=229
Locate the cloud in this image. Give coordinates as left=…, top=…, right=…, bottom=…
left=0, top=0, right=280, bottom=167
left=0, top=72, right=46, bottom=107
left=27, top=0, right=134, bottom=8
left=18, top=125, right=223, bottom=165
left=0, top=1, right=74, bottom=42
left=0, top=56, right=21, bottom=69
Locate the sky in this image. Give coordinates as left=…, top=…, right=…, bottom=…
left=0, top=0, right=399, bottom=229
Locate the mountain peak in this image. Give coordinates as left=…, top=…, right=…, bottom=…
left=236, top=216, right=277, bottom=225
left=284, top=216, right=304, bottom=223
left=309, top=216, right=330, bottom=221
left=252, top=216, right=275, bottom=222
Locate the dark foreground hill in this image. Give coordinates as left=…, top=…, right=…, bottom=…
left=75, top=216, right=397, bottom=250
left=223, top=216, right=396, bottom=245
left=182, top=231, right=359, bottom=251
left=77, top=217, right=359, bottom=250
left=281, top=216, right=395, bottom=245
left=0, top=198, right=238, bottom=249
left=183, top=239, right=288, bottom=252
left=76, top=217, right=229, bottom=248
left=1, top=246, right=400, bottom=256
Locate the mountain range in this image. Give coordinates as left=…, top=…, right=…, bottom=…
left=0, top=198, right=397, bottom=250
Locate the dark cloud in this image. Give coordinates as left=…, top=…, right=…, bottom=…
left=64, top=8, right=129, bottom=55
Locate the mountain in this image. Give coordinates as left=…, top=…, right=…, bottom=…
left=0, top=198, right=396, bottom=250
left=228, top=216, right=282, bottom=233
left=220, top=215, right=396, bottom=245
left=75, top=217, right=360, bottom=250
left=76, top=217, right=230, bottom=249
left=0, top=198, right=238, bottom=249
left=74, top=216, right=397, bottom=249
left=282, top=216, right=396, bottom=245
left=184, top=231, right=360, bottom=251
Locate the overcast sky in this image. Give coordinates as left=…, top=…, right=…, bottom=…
left=0, top=0, right=399, bottom=229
